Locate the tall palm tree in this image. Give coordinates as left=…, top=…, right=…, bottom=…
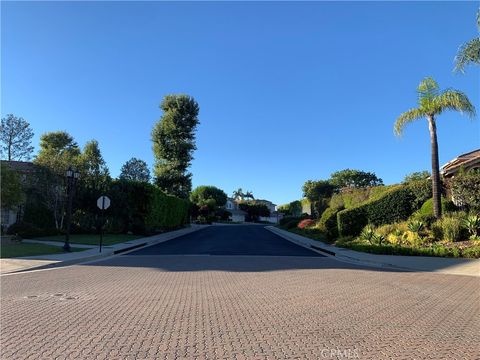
left=232, top=188, right=244, bottom=200
left=244, top=191, right=255, bottom=200
left=394, top=77, right=476, bottom=218
left=454, top=9, right=480, bottom=73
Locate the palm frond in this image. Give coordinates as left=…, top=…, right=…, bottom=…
left=394, top=108, right=425, bottom=136
left=477, top=7, right=480, bottom=30
left=454, top=37, right=480, bottom=73
left=434, top=90, right=477, bottom=118
left=417, top=77, right=440, bottom=108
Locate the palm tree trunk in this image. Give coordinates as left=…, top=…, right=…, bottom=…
left=427, top=115, right=442, bottom=218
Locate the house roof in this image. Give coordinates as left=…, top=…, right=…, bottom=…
left=2, top=160, right=38, bottom=173
left=441, top=149, right=480, bottom=176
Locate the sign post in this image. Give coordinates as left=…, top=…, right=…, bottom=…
left=97, top=195, right=111, bottom=252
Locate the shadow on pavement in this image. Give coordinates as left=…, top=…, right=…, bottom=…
left=82, top=253, right=404, bottom=273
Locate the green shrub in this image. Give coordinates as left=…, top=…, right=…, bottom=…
left=336, top=240, right=478, bottom=258
left=407, top=220, right=424, bottom=234
left=317, top=207, right=341, bottom=240
left=406, top=179, right=432, bottom=209
left=22, top=192, right=55, bottom=229
left=464, top=214, right=480, bottom=239
left=359, top=225, right=376, bottom=244
left=450, top=170, right=480, bottom=210
left=431, top=221, right=443, bottom=240
left=462, top=246, right=480, bottom=258
left=433, top=214, right=467, bottom=242
left=337, top=185, right=415, bottom=237
left=215, top=209, right=232, bottom=221
left=285, top=219, right=301, bottom=229
left=409, top=211, right=435, bottom=227
left=279, top=216, right=300, bottom=227
left=6, top=222, right=56, bottom=239
left=417, top=197, right=456, bottom=218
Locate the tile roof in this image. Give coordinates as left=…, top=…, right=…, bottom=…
left=441, top=149, right=480, bottom=176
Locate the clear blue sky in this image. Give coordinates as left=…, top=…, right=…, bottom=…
left=2, top=1, right=479, bottom=205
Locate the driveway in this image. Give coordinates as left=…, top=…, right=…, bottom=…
left=1, top=225, right=479, bottom=359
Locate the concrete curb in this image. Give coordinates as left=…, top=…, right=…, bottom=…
left=1, top=225, right=209, bottom=275
left=266, top=226, right=480, bottom=276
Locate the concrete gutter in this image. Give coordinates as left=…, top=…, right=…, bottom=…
left=266, top=226, right=480, bottom=277
left=0, top=224, right=209, bottom=275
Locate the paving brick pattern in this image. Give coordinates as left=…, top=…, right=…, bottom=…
left=1, top=255, right=479, bottom=359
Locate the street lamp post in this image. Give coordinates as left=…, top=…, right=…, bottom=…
left=64, top=166, right=80, bottom=252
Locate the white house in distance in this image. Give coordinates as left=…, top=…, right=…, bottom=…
left=224, top=198, right=280, bottom=223
left=225, top=198, right=248, bottom=222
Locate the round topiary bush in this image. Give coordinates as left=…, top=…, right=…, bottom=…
left=418, top=197, right=456, bottom=217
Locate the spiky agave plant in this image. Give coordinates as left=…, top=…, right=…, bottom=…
left=360, top=224, right=376, bottom=244
left=394, top=77, right=476, bottom=218
left=408, top=220, right=424, bottom=234
left=464, top=214, right=480, bottom=240
left=454, top=9, right=480, bottom=73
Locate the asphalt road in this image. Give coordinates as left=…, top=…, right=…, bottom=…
left=1, top=225, right=479, bottom=360
left=130, top=224, right=323, bottom=256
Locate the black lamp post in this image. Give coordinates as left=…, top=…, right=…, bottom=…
left=64, top=166, right=80, bottom=252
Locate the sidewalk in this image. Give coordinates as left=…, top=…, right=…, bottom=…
left=267, top=226, right=480, bottom=277
left=0, top=224, right=208, bottom=275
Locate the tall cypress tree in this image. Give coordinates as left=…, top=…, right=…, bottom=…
left=152, top=94, right=200, bottom=198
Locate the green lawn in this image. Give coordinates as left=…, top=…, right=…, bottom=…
left=35, top=233, right=143, bottom=246
left=1, top=243, right=84, bottom=258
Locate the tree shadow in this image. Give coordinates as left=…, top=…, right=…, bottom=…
left=81, top=253, right=404, bottom=273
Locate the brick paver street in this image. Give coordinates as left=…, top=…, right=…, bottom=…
left=1, top=225, right=479, bottom=359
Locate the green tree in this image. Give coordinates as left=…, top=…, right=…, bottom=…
left=35, top=131, right=81, bottom=175
left=450, top=169, right=480, bottom=210
left=329, top=169, right=383, bottom=189
left=0, top=114, right=34, bottom=161
left=302, top=180, right=335, bottom=200
left=403, top=171, right=430, bottom=183
left=0, top=162, right=24, bottom=210
left=119, top=157, right=150, bottom=182
left=80, top=140, right=110, bottom=192
left=190, top=186, right=227, bottom=207
left=394, top=77, right=476, bottom=218
left=278, top=200, right=302, bottom=216
left=34, top=131, right=81, bottom=229
left=302, top=180, right=336, bottom=218
left=239, top=202, right=270, bottom=222
left=152, top=94, right=200, bottom=198
left=454, top=9, right=480, bottom=73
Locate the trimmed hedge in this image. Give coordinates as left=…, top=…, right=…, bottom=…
left=329, top=186, right=391, bottom=211
left=337, top=185, right=415, bottom=237
left=146, top=189, right=190, bottom=230
left=108, top=180, right=189, bottom=234
left=317, top=207, right=341, bottom=240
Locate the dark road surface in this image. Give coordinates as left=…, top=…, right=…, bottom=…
left=130, top=225, right=323, bottom=257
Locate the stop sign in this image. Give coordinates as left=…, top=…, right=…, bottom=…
left=97, top=196, right=111, bottom=210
